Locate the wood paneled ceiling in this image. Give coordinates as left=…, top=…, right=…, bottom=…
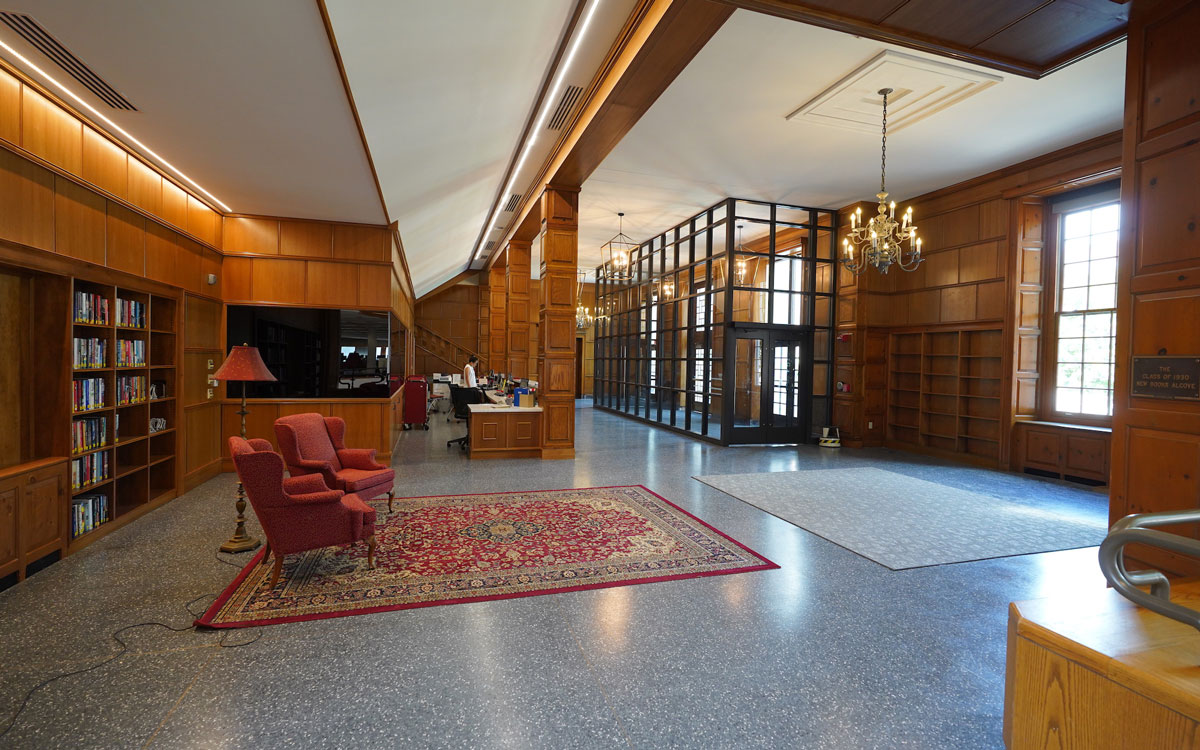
left=715, top=0, right=1129, bottom=78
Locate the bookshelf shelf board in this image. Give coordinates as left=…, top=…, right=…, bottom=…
left=149, top=489, right=175, bottom=506
left=70, top=445, right=110, bottom=459
left=72, top=405, right=113, bottom=415
left=116, top=400, right=148, bottom=408
left=148, top=397, right=175, bottom=403
left=960, top=375, right=1002, bottom=380
left=924, top=410, right=958, bottom=417
left=116, top=325, right=147, bottom=331
left=149, top=329, right=175, bottom=335
left=921, top=431, right=959, bottom=440
left=115, top=365, right=148, bottom=371
left=963, top=435, right=1000, bottom=443
left=113, top=465, right=145, bottom=481
left=961, top=394, right=1001, bottom=399
left=72, top=478, right=113, bottom=495
left=115, top=435, right=147, bottom=447
left=149, top=427, right=176, bottom=437
left=72, top=321, right=110, bottom=329
left=891, top=387, right=921, bottom=393
left=893, top=370, right=922, bottom=375
left=149, top=454, right=173, bottom=467
left=73, top=367, right=112, bottom=373
left=890, top=404, right=919, bottom=410
left=961, top=354, right=1002, bottom=359
left=922, top=390, right=957, bottom=397
left=925, top=354, right=959, bottom=358
left=961, top=415, right=1001, bottom=422
left=69, top=522, right=111, bottom=544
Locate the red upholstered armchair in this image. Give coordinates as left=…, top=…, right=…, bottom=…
left=229, top=436, right=377, bottom=588
left=274, top=413, right=396, bottom=513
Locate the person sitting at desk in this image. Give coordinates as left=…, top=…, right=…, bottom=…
left=463, top=355, right=479, bottom=388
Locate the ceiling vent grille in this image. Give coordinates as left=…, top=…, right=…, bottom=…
left=546, top=84, right=583, bottom=131
left=0, top=12, right=137, bottom=111
left=502, top=192, right=522, bottom=213
left=484, top=241, right=495, bottom=253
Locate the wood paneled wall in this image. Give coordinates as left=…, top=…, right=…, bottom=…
left=833, top=133, right=1123, bottom=465
left=183, top=295, right=223, bottom=490
left=488, top=263, right=507, bottom=372
left=219, top=399, right=394, bottom=468
left=0, top=66, right=221, bottom=250
left=221, top=216, right=392, bottom=310
left=1110, top=0, right=1200, bottom=576
left=506, top=240, right=532, bottom=379
left=415, top=282, right=481, bottom=374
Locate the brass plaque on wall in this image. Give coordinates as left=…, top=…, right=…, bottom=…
left=1131, top=356, right=1200, bottom=400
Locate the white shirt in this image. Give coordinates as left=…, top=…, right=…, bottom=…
left=464, top=363, right=477, bottom=388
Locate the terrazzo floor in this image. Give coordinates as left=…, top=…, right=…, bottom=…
left=0, top=399, right=1109, bottom=749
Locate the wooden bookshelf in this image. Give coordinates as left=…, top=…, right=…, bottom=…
left=67, top=280, right=180, bottom=551
left=886, top=328, right=1004, bottom=464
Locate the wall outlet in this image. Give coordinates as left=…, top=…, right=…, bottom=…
left=208, top=359, right=214, bottom=369
left=868, top=421, right=874, bottom=429
left=207, top=388, right=213, bottom=399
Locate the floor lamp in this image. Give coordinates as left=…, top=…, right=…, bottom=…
left=213, top=344, right=277, bottom=553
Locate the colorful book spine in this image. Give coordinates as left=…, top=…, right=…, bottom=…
left=69, top=452, right=109, bottom=490
left=72, top=417, right=107, bottom=454
left=73, top=291, right=110, bottom=325
left=73, top=338, right=108, bottom=369
left=116, top=339, right=146, bottom=367
left=115, top=298, right=146, bottom=329
left=73, top=377, right=107, bottom=412
left=71, top=493, right=110, bottom=538
left=116, top=375, right=147, bottom=405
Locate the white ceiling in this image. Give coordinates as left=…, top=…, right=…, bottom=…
left=578, top=9, right=1126, bottom=273
left=325, top=0, right=575, bottom=297
left=0, top=0, right=383, bottom=223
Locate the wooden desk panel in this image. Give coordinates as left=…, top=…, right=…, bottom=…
left=468, top=406, right=543, bottom=459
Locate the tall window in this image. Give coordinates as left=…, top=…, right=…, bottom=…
left=1053, top=201, right=1119, bottom=418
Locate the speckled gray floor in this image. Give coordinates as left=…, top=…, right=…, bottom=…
left=0, top=401, right=1109, bottom=749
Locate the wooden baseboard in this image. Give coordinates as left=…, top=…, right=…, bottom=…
left=183, top=459, right=222, bottom=492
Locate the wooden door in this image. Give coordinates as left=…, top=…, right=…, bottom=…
left=0, top=477, right=18, bottom=578
left=21, top=468, right=63, bottom=561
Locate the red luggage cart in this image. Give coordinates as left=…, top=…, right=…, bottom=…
left=402, top=375, right=429, bottom=430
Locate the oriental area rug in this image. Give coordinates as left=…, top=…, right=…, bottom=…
left=197, top=486, right=777, bottom=628
left=694, top=467, right=1106, bottom=570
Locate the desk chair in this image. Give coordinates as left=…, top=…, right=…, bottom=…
left=446, top=384, right=484, bottom=451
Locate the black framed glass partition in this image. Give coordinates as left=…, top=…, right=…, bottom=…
left=594, top=199, right=837, bottom=445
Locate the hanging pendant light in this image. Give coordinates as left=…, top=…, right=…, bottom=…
left=842, top=88, right=924, bottom=276
left=575, top=270, right=593, bottom=330
left=735, top=223, right=748, bottom=285
left=601, top=212, right=636, bottom=281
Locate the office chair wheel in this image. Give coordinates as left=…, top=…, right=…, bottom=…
left=423, top=423, right=429, bottom=431
left=403, top=423, right=411, bottom=431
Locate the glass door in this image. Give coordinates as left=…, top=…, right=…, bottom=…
left=728, top=331, right=811, bottom=444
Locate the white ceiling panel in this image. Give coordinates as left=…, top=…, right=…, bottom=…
left=579, top=10, right=1125, bottom=273
left=0, top=0, right=383, bottom=223
left=325, top=0, right=575, bottom=297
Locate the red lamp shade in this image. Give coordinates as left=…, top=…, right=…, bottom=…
left=213, top=345, right=277, bottom=382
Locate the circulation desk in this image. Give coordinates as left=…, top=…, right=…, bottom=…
left=467, top=403, right=543, bottom=459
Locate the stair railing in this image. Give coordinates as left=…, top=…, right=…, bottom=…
left=1098, top=509, right=1200, bottom=632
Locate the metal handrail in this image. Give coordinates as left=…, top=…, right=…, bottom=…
left=1098, top=509, right=1200, bottom=632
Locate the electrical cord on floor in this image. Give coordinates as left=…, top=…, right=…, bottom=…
left=0, top=570, right=263, bottom=739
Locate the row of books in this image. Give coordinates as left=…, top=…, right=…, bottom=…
left=115, top=298, right=147, bottom=329
left=72, top=416, right=107, bottom=454
left=73, top=338, right=108, bottom=369
left=116, top=375, right=147, bottom=406
left=116, top=339, right=146, bottom=367
left=73, top=291, right=109, bottom=325
left=73, top=377, right=107, bottom=412
left=71, top=493, right=110, bottom=539
left=70, top=451, right=109, bottom=490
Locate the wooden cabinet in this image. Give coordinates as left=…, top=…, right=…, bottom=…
left=0, top=458, right=68, bottom=581
left=468, top=406, right=543, bottom=459
left=1012, top=421, right=1110, bottom=485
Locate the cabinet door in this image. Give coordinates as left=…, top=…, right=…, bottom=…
left=471, top=414, right=507, bottom=450
left=510, top=415, right=541, bottom=448
left=0, top=478, right=18, bottom=576
left=21, top=468, right=64, bottom=558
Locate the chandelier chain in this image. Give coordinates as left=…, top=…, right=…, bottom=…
left=880, top=89, right=887, bottom=194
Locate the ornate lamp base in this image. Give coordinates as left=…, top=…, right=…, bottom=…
left=220, top=479, right=261, bottom=553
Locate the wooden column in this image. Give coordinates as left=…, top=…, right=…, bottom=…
left=505, top=240, right=531, bottom=379
left=1109, top=0, right=1200, bottom=575
left=539, top=185, right=579, bottom=459
left=477, top=270, right=490, bottom=369
left=488, top=255, right=506, bottom=375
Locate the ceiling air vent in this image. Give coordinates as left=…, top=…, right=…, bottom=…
left=484, top=241, right=495, bottom=253
left=0, top=12, right=137, bottom=111
left=546, top=84, right=583, bottom=131
left=502, top=192, right=522, bottom=213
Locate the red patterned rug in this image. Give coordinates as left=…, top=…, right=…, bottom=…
left=197, top=486, right=776, bottom=628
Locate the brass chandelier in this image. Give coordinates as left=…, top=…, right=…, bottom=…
left=576, top=270, right=593, bottom=330
left=842, top=88, right=923, bottom=276
left=601, top=212, right=636, bottom=281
